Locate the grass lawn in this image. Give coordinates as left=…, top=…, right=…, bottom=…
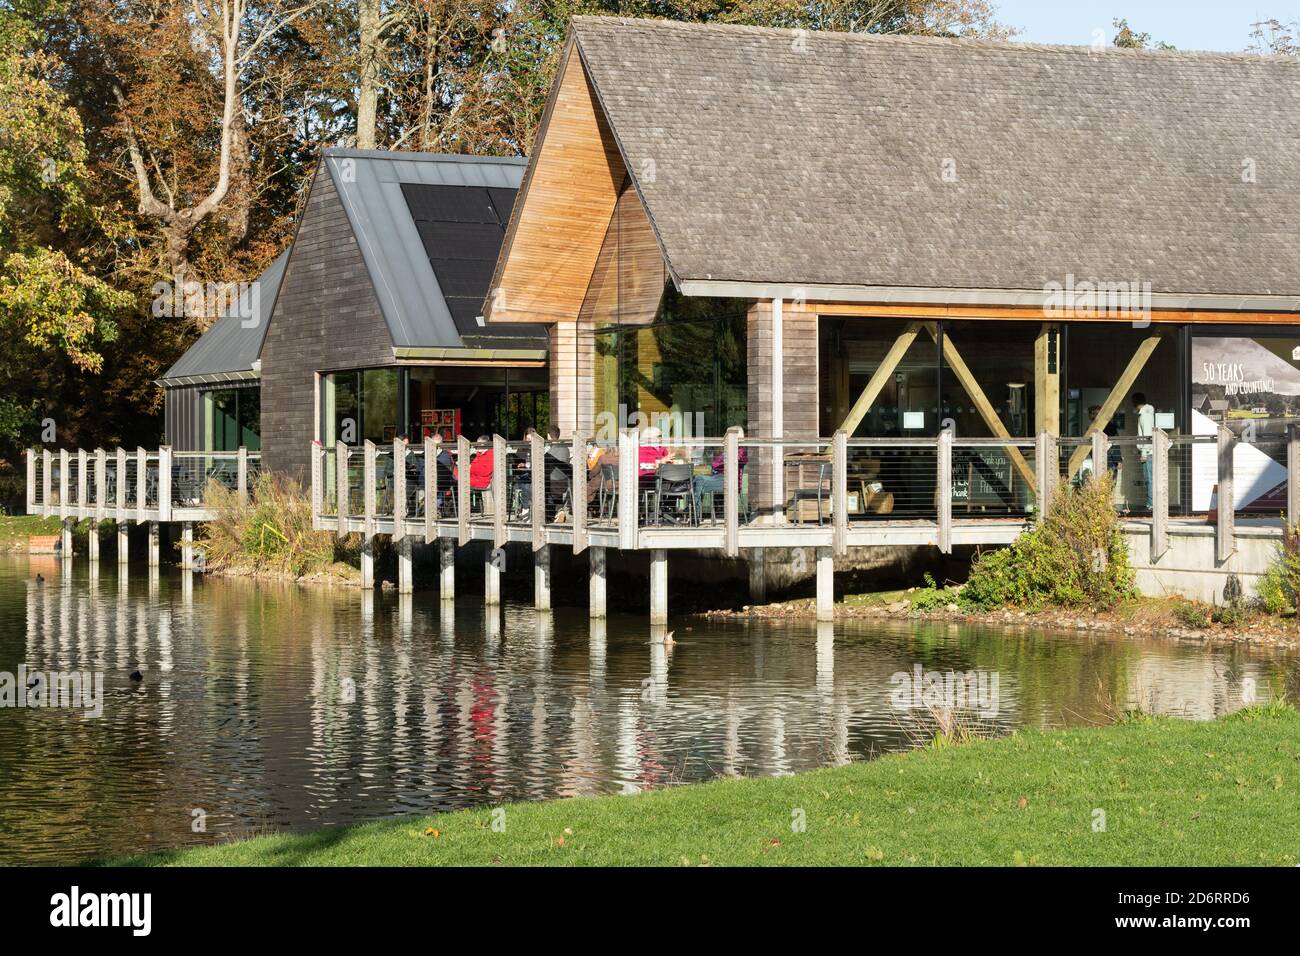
left=115, top=706, right=1300, bottom=867
left=0, top=514, right=62, bottom=549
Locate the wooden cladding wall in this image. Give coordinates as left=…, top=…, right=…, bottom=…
left=487, top=45, right=627, bottom=325
left=260, top=167, right=395, bottom=478
left=747, top=300, right=818, bottom=513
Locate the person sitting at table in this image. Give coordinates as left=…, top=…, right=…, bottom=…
left=638, top=426, right=672, bottom=473
left=693, top=428, right=747, bottom=518
left=469, top=435, right=494, bottom=491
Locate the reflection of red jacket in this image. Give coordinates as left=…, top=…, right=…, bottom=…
left=469, top=449, right=494, bottom=489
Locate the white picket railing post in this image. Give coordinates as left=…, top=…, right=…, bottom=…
left=530, top=431, right=545, bottom=551
left=457, top=435, right=471, bottom=546
left=833, top=430, right=849, bottom=557
left=936, top=429, right=953, bottom=555
left=424, top=435, right=438, bottom=544
left=724, top=427, right=740, bottom=558
left=392, top=436, right=407, bottom=543
left=1217, top=424, right=1235, bottom=562
left=158, top=446, right=172, bottom=522
left=1151, top=429, right=1169, bottom=561
left=492, top=435, right=507, bottom=550
left=335, top=441, right=349, bottom=539
left=571, top=434, right=588, bottom=555
left=618, top=429, right=639, bottom=551
left=237, top=446, right=249, bottom=506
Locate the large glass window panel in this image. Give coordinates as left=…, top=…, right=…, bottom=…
left=361, top=368, right=399, bottom=444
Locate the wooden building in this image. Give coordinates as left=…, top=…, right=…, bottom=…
left=485, top=17, right=1300, bottom=516
left=161, top=149, right=548, bottom=477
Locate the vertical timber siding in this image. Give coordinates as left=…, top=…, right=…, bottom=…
left=260, top=167, right=395, bottom=477
left=747, top=300, right=818, bottom=513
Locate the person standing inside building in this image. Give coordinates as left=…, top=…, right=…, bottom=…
left=1131, top=392, right=1156, bottom=510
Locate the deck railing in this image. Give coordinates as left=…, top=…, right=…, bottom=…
left=27, top=446, right=260, bottom=523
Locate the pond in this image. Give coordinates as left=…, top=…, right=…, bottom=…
left=0, top=554, right=1293, bottom=865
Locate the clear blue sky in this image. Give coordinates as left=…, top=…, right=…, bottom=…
left=995, top=0, right=1300, bottom=52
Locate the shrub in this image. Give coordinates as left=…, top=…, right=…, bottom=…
left=960, top=472, right=1133, bottom=611
left=1255, top=524, right=1300, bottom=616
left=1172, top=601, right=1210, bottom=629
left=910, top=572, right=954, bottom=611
left=201, top=473, right=348, bottom=576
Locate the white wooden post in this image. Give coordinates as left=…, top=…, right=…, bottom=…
left=492, top=434, right=506, bottom=550
left=439, top=537, right=455, bottom=602
left=158, top=446, right=172, bottom=522
left=649, top=548, right=668, bottom=625
left=87, top=514, right=99, bottom=562
left=572, top=434, right=588, bottom=554
left=1151, top=429, right=1169, bottom=561
left=771, top=296, right=785, bottom=520
left=424, top=435, right=438, bottom=544
left=115, top=448, right=126, bottom=524
left=363, top=439, right=376, bottom=543
left=61, top=516, right=73, bottom=561
left=1217, top=424, right=1235, bottom=562
left=237, top=446, right=249, bottom=505
left=1035, top=432, right=1056, bottom=519
left=26, top=449, right=36, bottom=515
left=1288, top=424, right=1299, bottom=530
left=310, top=441, right=323, bottom=527
left=335, top=441, right=349, bottom=539
left=148, top=521, right=160, bottom=567
left=530, top=431, right=545, bottom=551
left=42, top=449, right=52, bottom=518
left=135, top=447, right=146, bottom=524
left=832, top=430, right=849, bottom=556
left=181, top=522, right=193, bottom=570
left=95, top=449, right=107, bottom=522
left=535, top=543, right=551, bottom=611
left=1091, top=430, right=1108, bottom=480
left=936, top=429, right=952, bottom=554
left=77, top=448, right=88, bottom=516
left=457, top=435, right=470, bottom=546
left=618, top=429, right=639, bottom=551
left=59, top=448, right=69, bottom=521
left=589, top=545, right=607, bottom=619
left=485, top=544, right=503, bottom=606
left=815, top=546, right=834, bottom=622
left=392, top=437, right=407, bottom=543
left=724, top=427, right=740, bottom=556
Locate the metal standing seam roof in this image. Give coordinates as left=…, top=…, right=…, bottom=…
left=158, top=250, right=289, bottom=384
left=322, top=148, right=545, bottom=350
left=570, top=16, right=1300, bottom=303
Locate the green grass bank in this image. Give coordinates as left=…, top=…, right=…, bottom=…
left=115, top=706, right=1300, bottom=867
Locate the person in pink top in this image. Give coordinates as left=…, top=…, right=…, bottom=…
left=638, top=426, right=671, bottom=473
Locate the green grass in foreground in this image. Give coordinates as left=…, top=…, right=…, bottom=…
left=115, top=707, right=1300, bottom=867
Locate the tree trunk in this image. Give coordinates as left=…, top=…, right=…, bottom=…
left=356, top=0, right=381, bottom=149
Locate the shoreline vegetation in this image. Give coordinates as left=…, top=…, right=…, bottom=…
left=111, top=706, right=1300, bottom=867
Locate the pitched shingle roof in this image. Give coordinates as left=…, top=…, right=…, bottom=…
left=571, top=17, right=1300, bottom=301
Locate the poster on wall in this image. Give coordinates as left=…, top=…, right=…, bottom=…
left=420, top=408, right=461, bottom=443
left=1190, top=336, right=1300, bottom=511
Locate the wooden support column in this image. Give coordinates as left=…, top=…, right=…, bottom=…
left=237, top=446, right=249, bottom=505
left=937, top=428, right=953, bottom=554
left=59, top=449, right=69, bottom=521
left=360, top=539, right=374, bottom=589
left=617, top=429, right=638, bottom=550
left=424, top=435, right=439, bottom=543
left=649, top=549, right=668, bottom=626
left=815, top=546, right=834, bottom=622
left=158, top=446, right=172, bottom=522
left=770, top=297, right=785, bottom=518
left=492, top=434, right=506, bottom=549
left=1068, top=335, right=1163, bottom=479
left=117, top=520, right=129, bottom=565
left=77, top=449, right=88, bottom=517
left=748, top=299, right=817, bottom=517
left=362, top=440, right=376, bottom=544
left=749, top=549, right=766, bottom=603
left=535, top=544, right=551, bottom=611
left=832, top=430, right=848, bottom=557
left=925, top=324, right=1036, bottom=487
left=1092, top=431, right=1108, bottom=480
left=530, top=431, right=545, bottom=551
left=1151, top=429, right=1170, bottom=561
left=335, top=441, right=348, bottom=539
left=1217, top=424, right=1235, bottom=562
left=41, top=449, right=52, bottom=517
left=724, top=427, right=740, bottom=557
left=26, top=449, right=36, bottom=515
left=397, top=537, right=413, bottom=594
left=1288, top=424, right=1299, bottom=530
left=457, top=435, right=470, bottom=546
left=439, top=538, right=455, bottom=602
left=1035, top=431, right=1057, bottom=518
left=485, top=543, right=503, bottom=606
left=135, top=447, right=146, bottom=525
left=572, top=434, right=588, bottom=554
left=87, top=517, right=99, bottom=562
left=839, top=323, right=922, bottom=435
left=392, top=437, right=407, bottom=544
left=1034, top=323, right=1061, bottom=436
left=589, top=545, right=607, bottom=619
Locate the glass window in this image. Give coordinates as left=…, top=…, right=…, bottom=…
left=203, top=386, right=259, bottom=451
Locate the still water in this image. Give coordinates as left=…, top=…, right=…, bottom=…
left=0, top=554, right=1294, bottom=865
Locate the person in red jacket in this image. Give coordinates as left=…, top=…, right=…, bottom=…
left=469, top=436, right=494, bottom=490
